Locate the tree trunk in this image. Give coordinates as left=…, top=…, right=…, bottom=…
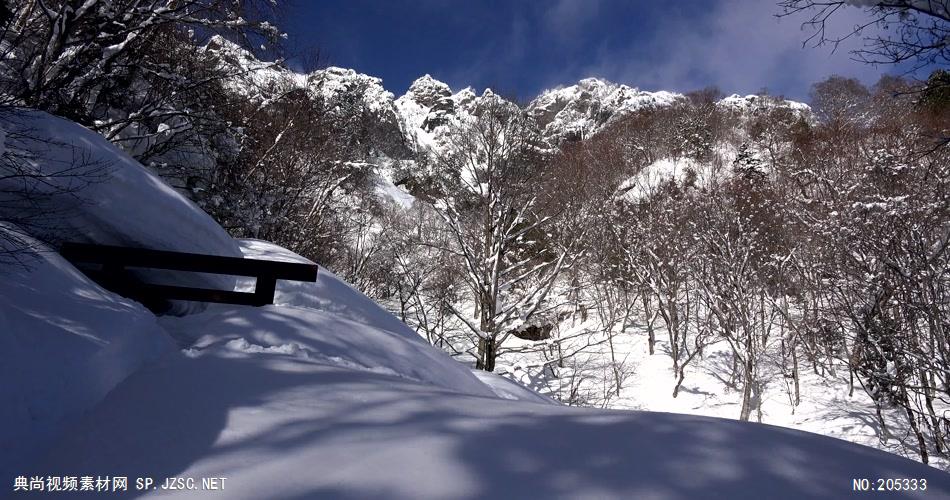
left=642, top=291, right=656, bottom=355
left=738, top=332, right=755, bottom=421
left=476, top=336, right=497, bottom=372
left=607, top=328, right=622, bottom=397
left=903, top=391, right=929, bottom=464
left=792, top=342, right=801, bottom=406
left=673, top=368, right=686, bottom=398
left=922, top=370, right=946, bottom=454
left=739, top=372, right=753, bottom=421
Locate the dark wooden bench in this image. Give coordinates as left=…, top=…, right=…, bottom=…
left=60, top=242, right=318, bottom=312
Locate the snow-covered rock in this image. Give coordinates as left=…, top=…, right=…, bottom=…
left=717, top=93, right=811, bottom=115
left=307, top=66, right=396, bottom=116
left=395, top=75, right=468, bottom=153
left=394, top=74, right=525, bottom=162
left=308, top=67, right=410, bottom=159
left=404, top=74, right=454, bottom=110
left=204, top=35, right=296, bottom=93
left=527, top=78, right=682, bottom=142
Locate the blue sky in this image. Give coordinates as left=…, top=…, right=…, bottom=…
left=281, top=0, right=917, bottom=102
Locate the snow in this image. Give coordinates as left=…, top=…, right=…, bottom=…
left=617, top=157, right=705, bottom=201
left=160, top=300, right=496, bottom=398
left=235, top=239, right=435, bottom=344
left=471, top=369, right=558, bottom=404
left=26, top=343, right=950, bottom=499
left=498, top=314, right=950, bottom=472
left=374, top=173, right=415, bottom=208
left=195, top=239, right=495, bottom=397
left=0, top=108, right=242, bottom=314
left=0, top=229, right=173, bottom=480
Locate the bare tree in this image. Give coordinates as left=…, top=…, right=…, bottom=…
left=778, top=1, right=949, bottom=72
left=0, top=0, right=282, bottom=177
left=427, top=96, right=571, bottom=371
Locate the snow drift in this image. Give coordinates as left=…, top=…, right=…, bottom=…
left=0, top=108, right=242, bottom=314
left=0, top=229, right=172, bottom=479
left=160, top=239, right=496, bottom=398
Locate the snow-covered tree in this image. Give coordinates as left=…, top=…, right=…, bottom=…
left=0, top=0, right=281, bottom=173
left=427, top=95, right=570, bottom=371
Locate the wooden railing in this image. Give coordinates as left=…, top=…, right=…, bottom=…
left=60, top=242, right=318, bottom=311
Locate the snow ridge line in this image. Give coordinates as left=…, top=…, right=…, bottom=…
left=183, top=337, right=422, bottom=384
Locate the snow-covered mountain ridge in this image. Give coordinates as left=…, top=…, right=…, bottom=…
left=205, top=36, right=810, bottom=158
left=396, top=73, right=811, bottom=148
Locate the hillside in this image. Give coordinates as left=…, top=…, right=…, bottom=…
left=3, top=107, right=949, bottom=499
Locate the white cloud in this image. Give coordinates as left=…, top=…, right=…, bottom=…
left=583, top=0, right=893, bottom=99
left=544, top=0, right=603, bottom=40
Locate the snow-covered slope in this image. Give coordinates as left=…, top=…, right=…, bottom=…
left=0, top=230, right=172, bottom=479
left=0, top=108, right=243, bottom=314
left=29, top=318, right=950, bottom=499
left=616, top=156, right=706, bottom=201
left=161, top=239, right=496, bottom=398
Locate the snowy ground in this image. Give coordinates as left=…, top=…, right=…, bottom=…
left=3, top=241, right=945, bottom=499
left=32, top=344, right=950, bottom=499
left=0, top=232, right=172, bottom=479
left=496, top=318, right=950, bottom=472
left=14, top=242, right=950, bottom=498
left=3, top=239, right=946, bottom=498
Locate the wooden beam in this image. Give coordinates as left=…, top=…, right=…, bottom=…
left=60, top=242, right=318, bottom=281
left=59, top=242, right=319, bottom=311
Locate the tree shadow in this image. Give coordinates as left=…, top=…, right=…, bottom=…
left=818, top=395, right=937, bottom=466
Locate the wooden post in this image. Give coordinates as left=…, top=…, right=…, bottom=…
left=255, top=276, right=277, bottom=306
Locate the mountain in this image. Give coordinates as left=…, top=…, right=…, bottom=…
left=527, top=78, right=683, bottom=142
left=195, top=39, right=816, bottom=210
left=394, top=74, right=478, bottom=153
left=205, top=37, right=810, bottom=165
